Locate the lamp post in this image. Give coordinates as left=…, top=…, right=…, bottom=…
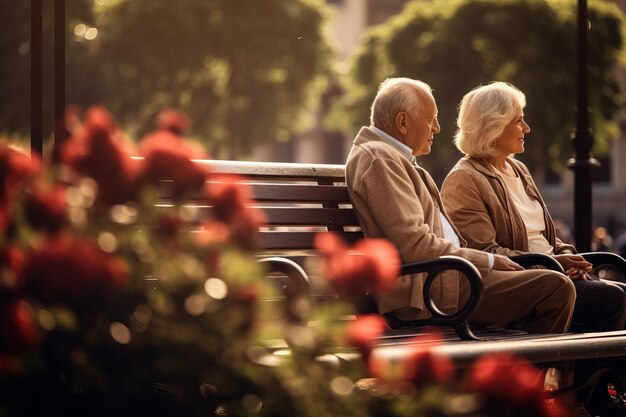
left=53, top=0, right=67, bottom=161
left=31, top=0, right=43, bottom=157
left=567, top=0, right=598, bottom=252
left=30, top=0, right=66, bottom=158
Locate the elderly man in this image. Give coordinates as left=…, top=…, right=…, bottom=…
left=345, top=77, right=576, bottom=333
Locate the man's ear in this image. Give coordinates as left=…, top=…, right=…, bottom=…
left=395, top=111, right=408, bottom=135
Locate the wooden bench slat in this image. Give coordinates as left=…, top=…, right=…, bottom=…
left=263, top=208, right=359, bottom=226
left=259, top=231, right=364, bottom=250
left=251, top=184, right=350, bottom=203
left=201, top=160, right=347, bottom=182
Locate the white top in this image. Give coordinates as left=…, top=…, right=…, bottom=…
left=497, top=164, right=554, bottom=255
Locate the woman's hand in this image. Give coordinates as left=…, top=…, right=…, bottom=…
left=554, top=254, right=593, bottom=280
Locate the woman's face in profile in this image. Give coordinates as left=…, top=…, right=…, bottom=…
left=495, top=106, right=531, bottom=156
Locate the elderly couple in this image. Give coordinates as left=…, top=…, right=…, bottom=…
left=346, top=77, right=626, bottom=336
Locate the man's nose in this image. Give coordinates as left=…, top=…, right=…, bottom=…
left=433, top=118, right=441, bottom=134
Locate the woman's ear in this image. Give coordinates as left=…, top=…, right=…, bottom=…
left=395, top=111, right=408, bottom=135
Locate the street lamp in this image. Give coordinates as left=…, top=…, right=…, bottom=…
left=567, top=0, right=599, bottom=252
left=29, top=0, right=66, bottom=158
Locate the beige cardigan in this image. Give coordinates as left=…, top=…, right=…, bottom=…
left=441, top=157, right=575, bottom=256
left=346, top=127, right=491, bottom=318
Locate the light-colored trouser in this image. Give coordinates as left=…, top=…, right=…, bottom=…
left=461, top=269, right=576, bottom=334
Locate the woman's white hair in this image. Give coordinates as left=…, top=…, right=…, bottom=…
left=454, top=81, right=526, bottom=158
left=370, top=77, right=432, bottom=133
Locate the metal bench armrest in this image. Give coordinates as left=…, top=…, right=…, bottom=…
left=386, top=255, right=484, bottom=341
left=510, top=253, right=565, bottom=272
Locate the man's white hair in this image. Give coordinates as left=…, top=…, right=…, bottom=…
left=370, top=77, right=432, bottom=132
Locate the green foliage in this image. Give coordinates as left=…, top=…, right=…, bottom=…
left=84, top=0, right=333, bottom=158
left=331, top=0, right=626, bottom=182
left=0, top=0, right=333, bottom=159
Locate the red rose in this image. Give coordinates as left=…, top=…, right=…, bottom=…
left=0, top=144, right=41, bottom=204
left=191, top=221, right=232, bottom=248
left=0, top=353, right=25, bottom=376
left=210, top=175, right=251, bottom=223
left=209, top=178, right=265, bottom=250
left=60, top=106, right=143, bottom=205
left=0, top=246, right=25, bottom=295
left=23, top=234, right=128, bottom=308
left=344, top=315, right=388, bottom=360
left=368, top=329, right=454, bottom=387
left=466, top=353, right=557, bottom=415
left=0, top=145, right=41, bottom=232
left=23, top=182, right=67, bottom=233
left=314, top=232, right=400, bottom=296
left=154, top=211, right=182, bottom=242
left=229, top=207, right=266, bottom=251
left=0, top=300, right=38, bottom=352
left=402, top=331, right=454, bottom=387
left=155, top=108, right=190, bottom=134
left=139, top=130, right=210, bottom=199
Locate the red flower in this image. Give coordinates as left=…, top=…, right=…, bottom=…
left=403, top=331, right=454, bottom=387
left=210, top=175, right=252, bottom=223
left=139, top=130, right=210, bottom=199
left=154, top=211, right=182, bottom=242
left=466, top=353, right=558, bottom=416
left=0, top=353, right=25, bottom=377
left=209, top=177, right=266, bottom=250
left=368, top=329, right=454, bottom=387
left=23, top=234, right=128, bottom=308
left=0, top=300, right=38, bottom=352
left=314, top=232, right=399, bottom=296
left=0, top=246, right=25, bottom=295
left=0, top=145, right=41, bottom=232
left=23, top=182, right=67, bottom=233
left=60, top=106, right=142, bottom=205
left=155, top=108, right=190, bottom=134
left=191, top=221, right=232, bottom=248
left=344, top=314, right=387, bottom=360
left=0, top=144, right=41, bottom=203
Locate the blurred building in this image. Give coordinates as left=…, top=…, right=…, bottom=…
left=250, top=0, right=409, bottom=164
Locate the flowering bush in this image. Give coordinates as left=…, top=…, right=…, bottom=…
left=0, top=107, right=568, bottom=417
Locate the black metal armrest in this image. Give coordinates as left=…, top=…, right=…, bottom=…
left=258, top=256, right=310, bottom=297
left=579, top=252, right=626, bottom=284
left=386, top=255, right=483, bottom=341
left=510, top=253, right=565, bottom=273
left=257, top=257, right=311, bottom=324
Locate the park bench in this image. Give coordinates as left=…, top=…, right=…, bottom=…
left=158, top=160, right=626, bottom=374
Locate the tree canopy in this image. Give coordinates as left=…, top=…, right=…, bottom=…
left=330, top=0, right=626, bottom=183
left=83, top=0, right=333, bottom=158
left=0, top=0, right=333, bottom=158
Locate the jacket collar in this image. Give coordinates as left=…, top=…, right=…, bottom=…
left=464, top=156, right=527, bottom=179
left=354, top=126, right=417, bottom=164
left=462, top=157, right=541, bottom=201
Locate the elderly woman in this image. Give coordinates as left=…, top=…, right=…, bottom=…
left=441, top=81, right=625, bottom=334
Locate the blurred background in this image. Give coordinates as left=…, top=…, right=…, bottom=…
left=2, top=0, right=626, bottom=252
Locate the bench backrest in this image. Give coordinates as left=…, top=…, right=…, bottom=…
left=201, top=160, right=363, bottom=252
left=153, top=160, right=377, bottom=314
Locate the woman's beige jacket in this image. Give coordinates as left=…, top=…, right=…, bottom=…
left=441, top=157, right=575, bottom=256
left=346, top=127, right=491, bottom=318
